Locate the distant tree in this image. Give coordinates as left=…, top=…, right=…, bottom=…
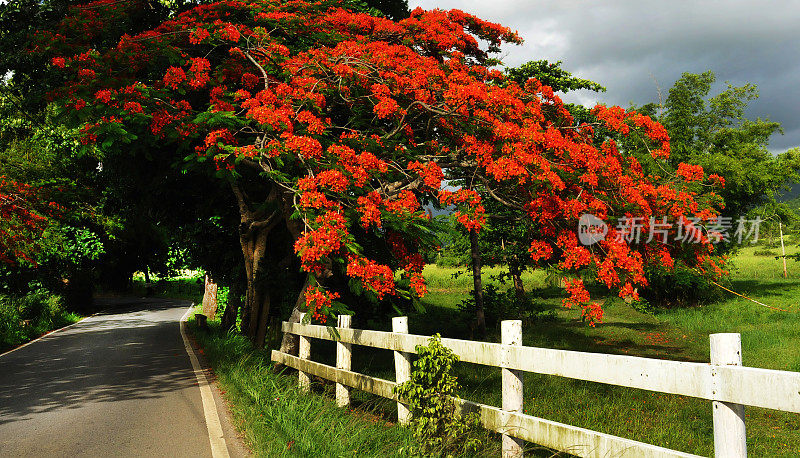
left=506, top=60, right=605, bottom=93
left=615, top=71, right=800, bottom=305
left=638, top=71, right=800, bottom=225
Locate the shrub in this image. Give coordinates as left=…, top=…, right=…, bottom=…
left=457, top=284, right=554, bottom=329
left=753, top=249, right=778, bottom=257
left=641, top=264, right=725, bottom=307
left=394, top=335, right=482, bottom=457
left=0, top=290, right=74, bottom=351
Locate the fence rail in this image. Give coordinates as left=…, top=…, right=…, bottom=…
left=272, top=317, right=800, bottom=457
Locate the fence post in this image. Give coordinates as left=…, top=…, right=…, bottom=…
left=336, top=314, right=353, bottom=407
left=298, top=313, right=311, bottom=392
left=502, top=320, right=524, bottom=458
left=392, top=316, right=412, bottom=425
left=710, top=333, right=747, bottom=458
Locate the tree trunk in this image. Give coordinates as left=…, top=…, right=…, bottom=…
left=244, top=226, right=271, bottom=344
left=254, top=290, right=272, bottom=349
left=221, top=280, right=241, bottom=332
left=508, top=262, right=526, bottom=303
left=277, top=275, right=310, bottom=358
left=231, top=181, right=281, bottom=345
left=202, top=274, right=219, bottom=320
left=470, top=228, right=487, bottom=338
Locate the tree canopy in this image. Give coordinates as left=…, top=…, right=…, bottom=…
left=23, top=0, right=727, bottom=332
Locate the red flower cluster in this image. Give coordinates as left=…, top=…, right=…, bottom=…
left=346, top=255, right=395, bottom=299
left=294, top=211, right=348, bottom=273
left=164, top=67, right=186, bottom=90
left=439, top=189, right=485, bottom=232
left=677, top=163, right=705, bottom=182
left=219, top=24, right=240, bottom=42
left=0, top=177, right=53, bottom=265
left=304, top=287, right=339, bottom=324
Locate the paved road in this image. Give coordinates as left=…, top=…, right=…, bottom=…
left=0, top=298, right=237, bottom=457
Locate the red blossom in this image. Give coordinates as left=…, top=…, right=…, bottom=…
left=163, top=67, right=186, bottom=90
left=123, top=101, right=143, bottom=113
left=219, top=24, right=240, bottom=42
left=94, top=89, right=112, bottom=103
left=189, top=28, right=210, bottom=45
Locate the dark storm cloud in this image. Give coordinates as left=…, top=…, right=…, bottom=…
left=410, top=0, right=800, bottom=152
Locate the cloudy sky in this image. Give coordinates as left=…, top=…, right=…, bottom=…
left=410, top=0, right=800, bottom=153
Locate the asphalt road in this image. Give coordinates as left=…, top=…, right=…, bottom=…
left=0, top=298, right=240, bottom=457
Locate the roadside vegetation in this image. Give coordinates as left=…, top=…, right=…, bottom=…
left=0, top=291, right=82, bottom=353
left=186, top=310, right=422, bottom=457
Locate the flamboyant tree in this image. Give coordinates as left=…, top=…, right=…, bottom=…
left=0, top=177, right=56, bottom=265
left=34, top=0, right=724, bottom=339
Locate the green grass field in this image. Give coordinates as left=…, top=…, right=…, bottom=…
left=184, top=241, right=800, bottom=457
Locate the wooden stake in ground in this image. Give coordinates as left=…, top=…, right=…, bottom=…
left=780, top=222, right=788, bottom=278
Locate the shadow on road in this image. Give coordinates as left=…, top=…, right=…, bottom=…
left=0, top=298, right=198, bottom=425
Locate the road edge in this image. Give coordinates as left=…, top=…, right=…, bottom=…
left=180, top=305, right=231, bottom=458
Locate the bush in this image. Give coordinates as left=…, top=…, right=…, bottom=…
left=394, top=335, right=482, bottom=457
left=436, top=254, right=467, bottom=268
left=457, top=284, right=554, bottom=329
left=641, top=264, right=725, bottom=308
left=0, top=290, right=77, bottom=352
left=753, top=249, right=778, bottom=257
left=0, top=299, right=24, bottom=348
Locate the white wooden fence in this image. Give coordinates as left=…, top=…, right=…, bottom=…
left=271, top=315, right=800, bottom=457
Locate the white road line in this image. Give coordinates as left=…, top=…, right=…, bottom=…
left=180, top=305, right=230, bottom=458
left=0, top=314, right=96, bottom=359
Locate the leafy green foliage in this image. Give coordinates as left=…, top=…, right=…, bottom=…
left=394, top=335, right=482, bottom=457
left=638, top=71, right=800, bottom=226
left=0, top=290, right=80, bottom=352
left=457, top=284, right=553, bottom=328
left=506, top=60, right=606, bottom=93
left=641, top=263, right=725, bottom=308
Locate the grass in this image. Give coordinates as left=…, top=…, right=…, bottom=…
left=186, top=312, right=423, bottom=457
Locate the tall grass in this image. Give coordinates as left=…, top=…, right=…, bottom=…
left=188, top=317, right=421, bottom=457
